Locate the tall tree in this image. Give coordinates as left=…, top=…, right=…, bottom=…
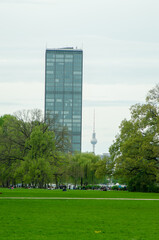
left=109, top=84, right=159, bottom=192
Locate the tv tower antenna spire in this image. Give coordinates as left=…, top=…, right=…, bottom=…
left=90, top=109, right=97, bottom=154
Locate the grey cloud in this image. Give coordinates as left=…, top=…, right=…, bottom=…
left=83, top=100, right=141, bottom=108
left=84, top=65, right=159, bottom=85
left=1, top=0, right=55, bottom=5
left=0, top=102, right=19, bottom=106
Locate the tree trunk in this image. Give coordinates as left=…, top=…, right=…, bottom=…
left=55, top=174, right=58, bottom=189
left=81, top=177, right=83, bottom=186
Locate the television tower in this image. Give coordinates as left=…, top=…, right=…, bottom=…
left=90, top=110, right=97, bottom=154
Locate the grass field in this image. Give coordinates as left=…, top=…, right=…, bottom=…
left=0, top=188, right=159, bottom=240
left=1, top=187, right=159, bottom=199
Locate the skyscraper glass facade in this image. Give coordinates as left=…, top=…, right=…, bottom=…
left=45, top=48, right=83, bottom=152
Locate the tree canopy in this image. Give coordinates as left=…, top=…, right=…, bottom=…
left=0, top=109, right=70, bottom=187
left=109, top=84, right=159, bottom=192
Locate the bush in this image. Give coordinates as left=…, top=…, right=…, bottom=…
left=147, top=184, right=159, bottom=193
left=127, top=179, right=159, bottom=193
left=111, top=185, right=119, bottom=190
left=77, top=185, right=101, bottom=190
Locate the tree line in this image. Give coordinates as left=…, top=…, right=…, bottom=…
left=0, top=109, right=111, bottom=188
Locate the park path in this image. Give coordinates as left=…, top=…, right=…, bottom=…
left=0, top=197, right=159, bottom=200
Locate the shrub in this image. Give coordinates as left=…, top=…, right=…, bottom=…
left=111, top=185, right=119, bottom=190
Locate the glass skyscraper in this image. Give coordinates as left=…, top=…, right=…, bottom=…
left=45, top=48, right=83, bottom=152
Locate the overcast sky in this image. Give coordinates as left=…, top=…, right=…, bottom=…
left=0, top=0, right=159, bottom=154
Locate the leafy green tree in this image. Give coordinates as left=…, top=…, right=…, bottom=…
left=68, top=152, right=100, bottom=186
left=0, top=109, right=71, bottom=187
left=0, top=115, right=24, bottom=186
left=19, top=157, right=52, bottom=188
left=67, top=153, right=83, bottom=186
left=95, top=155, right=113, bottom=180
left=109, top=84, right=159, bottom=192
left=25, top=125, right=55, bottom=159
left=49, top=152, right=68, bottom=188
left=17, top=125, right=55, bottom=187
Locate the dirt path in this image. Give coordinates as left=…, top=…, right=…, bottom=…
left=0, top=197, right=159, bottom=200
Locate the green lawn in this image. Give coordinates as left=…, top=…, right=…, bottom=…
left=0, top=187, right=159, bottom=199
left=0, top=199, right=159, bottom=240
left=0, top=189, right=159, bottom=239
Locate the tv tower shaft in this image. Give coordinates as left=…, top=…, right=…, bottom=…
left=90, top=110, right=97, bottom=153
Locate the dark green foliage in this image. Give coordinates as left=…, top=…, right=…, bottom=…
left=77, top=185, right=101, bottom=190
left=110, top=84, right=159, bottom=192
left=111, top=185, right=119, bottom=190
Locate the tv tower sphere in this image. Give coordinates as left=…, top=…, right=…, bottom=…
left=90, top=110, right=97, bottom=153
